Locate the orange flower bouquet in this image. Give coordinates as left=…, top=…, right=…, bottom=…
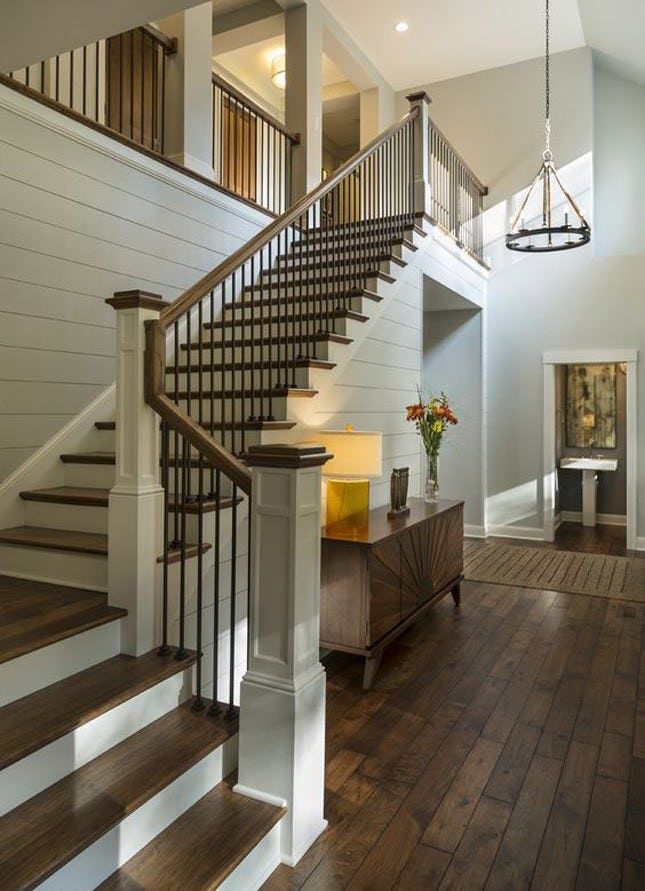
left=406, top=392, right=458, bottom=502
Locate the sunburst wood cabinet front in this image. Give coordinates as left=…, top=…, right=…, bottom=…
left=320, top=498, right=464, bottom=689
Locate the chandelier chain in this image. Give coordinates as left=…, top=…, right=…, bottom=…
left=544, top=0, right=551, bottom=156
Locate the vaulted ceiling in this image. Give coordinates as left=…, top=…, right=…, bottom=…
left=321, top=0, right=645, bottom=88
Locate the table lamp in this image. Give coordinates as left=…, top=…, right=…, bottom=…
left=316, top=426, right=382, bottom=526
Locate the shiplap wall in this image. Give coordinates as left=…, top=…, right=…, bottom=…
left=302, top=263, right=425, bottom=507
left=0, top=83, right=271, bottom=481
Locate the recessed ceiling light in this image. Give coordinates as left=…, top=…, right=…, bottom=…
left=394, top=21, right=409, bottom=33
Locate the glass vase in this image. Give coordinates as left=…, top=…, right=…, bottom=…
left=425, top=451, right=439, bottom=502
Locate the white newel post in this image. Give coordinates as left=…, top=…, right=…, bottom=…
left=235, top=444, right=332, bottom=866
left=407, top=91, right=432, bottom=219
left=105, top=290, right=168, bottom=656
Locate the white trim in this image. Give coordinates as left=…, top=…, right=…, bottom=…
left=635, top=537, right=645, bottom=552
left=543, top=349, right=639, bottom=365
left=542, top=350, right=638, bottom=553
left=233, top=784, right=287, bottom=809
left=560, top=510, right=627, bottom=527
left=464, top=524, right=487, bottom=538
left=487, top=524, right=545, bottom=541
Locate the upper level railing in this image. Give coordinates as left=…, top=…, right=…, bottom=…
left=428, top=118, right=488, bottom=262
left=8, top=25, right=176, bottom=153
left=212, top=72, right=299, bottom=216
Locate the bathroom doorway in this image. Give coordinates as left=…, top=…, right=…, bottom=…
left=543, top=350, right=637, bottom=553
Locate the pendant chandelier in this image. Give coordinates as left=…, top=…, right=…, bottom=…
left=506, top=0, right=590, bottom=252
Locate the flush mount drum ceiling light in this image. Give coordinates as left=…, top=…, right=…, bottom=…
left=506, top=0, right=590, bottom=253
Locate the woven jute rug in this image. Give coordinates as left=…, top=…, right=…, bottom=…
left=464, top=539, right=645, bottom=603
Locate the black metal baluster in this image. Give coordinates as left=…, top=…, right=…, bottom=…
left=227, top=486, right=238, bottom=716
left=176, top=436, right=188, bottom=660
left=159, top=420, right=170, bottom=655
left=208, top=466, right=222, bottom=715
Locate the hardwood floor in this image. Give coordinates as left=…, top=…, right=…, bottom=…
left=262, top=579, right=645, bottom=890
left=553, top=522, right=628, bottom=556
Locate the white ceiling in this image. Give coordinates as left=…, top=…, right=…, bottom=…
left=321, top=0, right=586, bottom=89
left=320, top=0, right=645, bottom=90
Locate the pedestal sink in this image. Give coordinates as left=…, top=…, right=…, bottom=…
left=560, top=457, right=618, bottom=527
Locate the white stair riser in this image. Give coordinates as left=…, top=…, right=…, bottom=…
left=242, top=275, right=383, bottom=298
left=23, top=501, right=108, bottom=534
left=166, top=366, right=312, bottom=392
left=38, top=735, right=238, bottom=891
left=95, top=429, right=116, bottom=450
left=0, top=545, right=107, bottom=591
left=223, top=294, right=370, bottom=319
left=266, top=257, right=397, bottom=280
left=287, top=239, right=414, bottom=264
left=0, top=619, right=121, bottom=708
left=206, top=316, right=353, bottom=339
left=171, top=396, right=291, bottom=424
left=0, top=665, right=193, bottom=816
left=63, top=462, right=116, bottom=488
left=219, top=819, right=282, bottom=891
left=181, top=338, right=345, bottom=364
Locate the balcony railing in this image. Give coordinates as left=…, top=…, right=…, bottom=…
left=8, top=25, right=176, bottom=153
left=428, top=119, right=488, bottom=262
left=212, top=72, right=299, bottom=216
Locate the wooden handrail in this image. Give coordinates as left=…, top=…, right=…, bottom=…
left=144, top=320, right=252, bottom=492
left=158, top=105, right=419, bottom=329
left=141, top=24, right=177, bottom=54
left=212, top=71, right=300, bottom=145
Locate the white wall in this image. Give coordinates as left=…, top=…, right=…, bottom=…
left=0, top=82, right=272, bottom=481
left=593, top=60, right=645, bottom=257
left=423, top=307, right=485, bottom=531
left=406, top=49, right=645, bottom=543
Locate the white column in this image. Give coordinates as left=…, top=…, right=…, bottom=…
left=407, top=91, right=432, bottom=219
left=359, top=86, right=395, bottom=147
left=285, top=1, right=323, bottom=199
left=235, top=443, right=331, bottom=866
left=159, top=1, right=214, bottom=178
left=105, top=289, right=167, bottom=656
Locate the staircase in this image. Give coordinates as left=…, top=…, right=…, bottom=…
left=0, top=97, right=459, bottom=886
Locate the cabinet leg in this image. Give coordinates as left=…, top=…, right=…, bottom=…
left=363, top=651, right=383, bottom=690
left=451, top=582, right=461, bottom=607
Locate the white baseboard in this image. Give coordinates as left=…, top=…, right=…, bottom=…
left=464, top=524, right=487, bottom=538
left=487, top=524, right=546, bottom=542
left=634, top=537, right=645, bottom=552
left=560, top=510, right=627, bottom=527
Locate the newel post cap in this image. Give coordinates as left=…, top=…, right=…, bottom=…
left=246, top=443, right=333, bottom=469
left=406, top=90, right=432, bottom=106
left=105, top=290, right=170, bottom=311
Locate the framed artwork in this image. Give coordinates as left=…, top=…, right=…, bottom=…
left=565, top=363, right=617, bottom=448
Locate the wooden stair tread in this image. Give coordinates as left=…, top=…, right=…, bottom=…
left=20, top=486, right=110, bottom=507
left=0, top=525, right=108, bottom=555
left=169, top=387, right=318, bottom=400
left=0, top=527, right=211, bottom=563
left=228, top=290, right=381, bottom=312
left=18, top=487, right=239, bottom=514
left=97, top=775, right=285, bottom=891
left=181, top=332, right=352, bottom=350
left=204, top=308, right=369, bottom=329
left=243, top=269, right=395, bottom=292
left=0, top=574, right=124, bottom=665
left=60, top=451, right=116, bottom=465
left=166, top=358, right=336, bottom=373
left=0, top=648, right=196, bottom=770
left=0, top=701, right=238, bottom=889
left=94, top=421, right=115, bottom=430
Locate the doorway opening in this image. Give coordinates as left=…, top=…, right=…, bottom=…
left=543, top=350, right=637, bottom=553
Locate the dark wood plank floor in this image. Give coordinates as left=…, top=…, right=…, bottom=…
left=262, top=580, right=645, bottom=890
left=489, top=522, right=629, bottom=557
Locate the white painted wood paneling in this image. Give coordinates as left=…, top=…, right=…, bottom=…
left=0, top=83, right=272, bottom=482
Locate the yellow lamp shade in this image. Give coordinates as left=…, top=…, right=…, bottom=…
left=315, top=429, right=382, bottom=479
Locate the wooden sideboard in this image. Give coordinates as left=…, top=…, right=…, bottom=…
left=320, top=498, right=464, bottom=689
